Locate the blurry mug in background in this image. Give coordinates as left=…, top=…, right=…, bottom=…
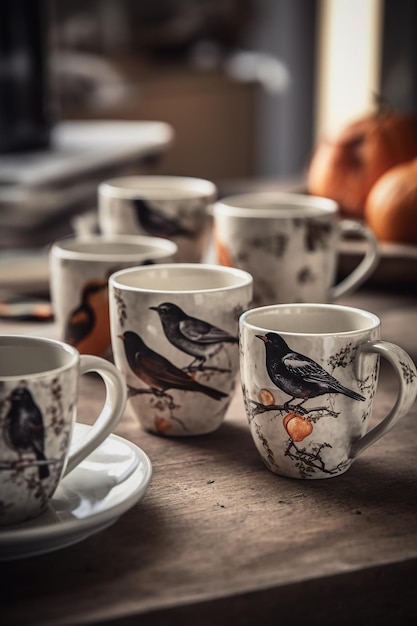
left=0, top=334, right=126, bottom=525
left=213, top=192, right=380, bottom=306
left=98, top=175, right=217, bottom=263
left=49, top=235, right=177, bottom=358
left=109, top=263, right=253, bottom=436
left=239, top=303, right=417, bottom=479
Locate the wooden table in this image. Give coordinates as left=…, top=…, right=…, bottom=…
left=1, top=286, right=417, bottom=625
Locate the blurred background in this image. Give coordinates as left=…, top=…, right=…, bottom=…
left=0, top=0, right=416, bottom=249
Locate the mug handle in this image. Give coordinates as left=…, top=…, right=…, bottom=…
left=330, top=220, right=380, bottom=300
left=64, top=355, right=127, bottom=476
left=350, top=340, right=417, bottom=458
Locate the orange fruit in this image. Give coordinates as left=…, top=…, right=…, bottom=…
left=365, top=157, right=417, bottom=244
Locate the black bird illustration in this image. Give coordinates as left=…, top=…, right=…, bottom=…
left=150, top=302, right=238, bottom=368
left=3, top=387, right=49, bottom=479
left=119, top=331, right=227, bottom=401
left=65, top=279, right=110, bottom=355
left=133, top=198, right=193, bottom=238
left=257, top=332, right=365, bottom=411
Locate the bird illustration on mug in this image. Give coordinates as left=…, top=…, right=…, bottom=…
left=65, top=278, right=110, bottom=355
left=150, top=302, right=238, bottom=371
left=3, top=386, right=50, bottom=480
left=133, top=198, right=194, bottom=238
left=119, top=330, right=228, bottom=403
left=243, top=332, right=368, bottom=477
left=256, top=332, right=365, bottom=414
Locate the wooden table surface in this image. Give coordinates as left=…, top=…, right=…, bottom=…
left=1, top=286, right=417, bottom=625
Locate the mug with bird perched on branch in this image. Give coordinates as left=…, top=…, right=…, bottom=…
left=0, top=334, right=126, bottom=525
left=109, top=263, right=252, bottom=436
left=239, top=303, right=417, bottom=479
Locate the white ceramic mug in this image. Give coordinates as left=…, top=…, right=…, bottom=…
left=98, top=175, right=217, bottom=263
left=0, top=335, right=127, bottom=524
left=213, top=192, right=380, bottom=306
left=49, top=234, right=177, bottom=357
left=239, top=303, right=417, bottom=479
left=109, top=263, right=253, bottom=436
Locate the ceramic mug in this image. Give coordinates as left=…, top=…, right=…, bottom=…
left=49, top=234, right=177, bottom=357
left=109, top=263, right=253, bottom=436
left=98, top=175, right=217, bottom=263
left=239, top=303, right=417, bottom=479
left=213, top=192, right=380, bottom=306
left=0, top=334, right=127, bottom=525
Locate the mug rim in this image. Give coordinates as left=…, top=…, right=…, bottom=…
left=109, top=262, right=253, bottom=294
left=0, top=334, right=79, bottom=380
left=98, top=175, right=217, bottom=201
left=50, top=234, right=177, bottom=262
left=240, top=303, right=380, bottom=336
left=213, top=192, right=339, bottom=218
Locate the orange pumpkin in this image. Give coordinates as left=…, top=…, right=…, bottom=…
left=307, top=111, right=417, bottom=219
left=364, top=158, right=417, bottom=244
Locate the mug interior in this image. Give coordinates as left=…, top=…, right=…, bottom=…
left=0, top=336, right=78, bottom=377
left=51, top=236, right=177, bottom=261
left=241, top=304, right=380, bottom=335
left=110, top=263, right=252, bottom=293
left=99, top=176, right=217, bottom=201
left=214, top=192, right=338, bottom=219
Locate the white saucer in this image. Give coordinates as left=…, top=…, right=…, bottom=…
left=0, top=424, right=152, bottom=561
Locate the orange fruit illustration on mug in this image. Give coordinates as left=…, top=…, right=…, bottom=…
left=258, top=388, right=275, bottom=406
left=283, top=412, right=313, bottom=442
left=154, top=417, right=172, bottom=433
